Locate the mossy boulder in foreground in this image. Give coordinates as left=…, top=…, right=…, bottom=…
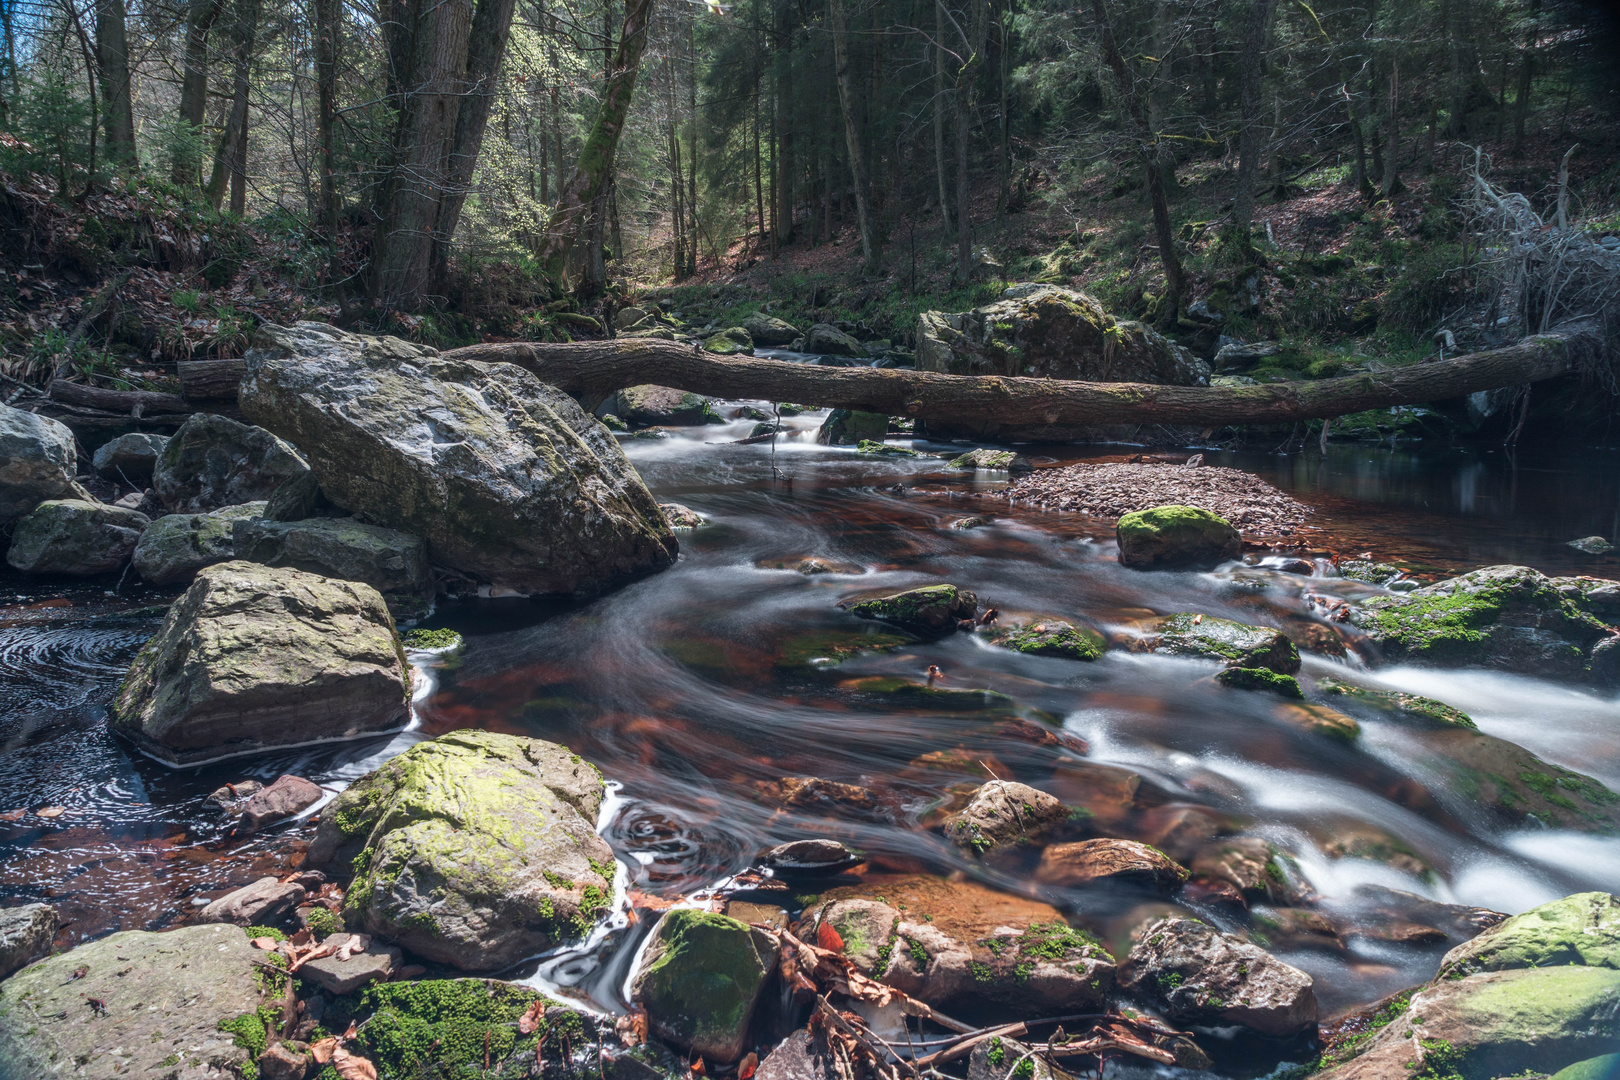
left=1116, top=505, right=1241, bottom=569
left=309, top=730, right=614, bottom=971
left=847, top=583, right=978, bottom=634
left=112, top=561, right=410, bottom=766
left=631, top=909, right=780, bottom=1063
left=1406, top=727, right=1620, bottom=834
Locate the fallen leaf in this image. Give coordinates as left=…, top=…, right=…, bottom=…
left=70, top=965, right=88, bottom=979
left=517, top=1000, right=546, bottom=1035
left=250, top=937, right=278, bottom=951
left=690, top=1056, right=706, bottom=1077
left=35, top=807, right=65, bottom=819
left=332, top=1047, right=378, bottom=1080
left=738, top=1052, right=759, bottom=1080
left=0, top=810, right=25, bottom=822
left=816, top=921, right=844, bottom=952
left=310, top=1037, right=338, bottom=1064
left=615, top=1010, right=648, bottom=1048
left=342, top=1021, right=358, bottom=1040
left=290, top=928, right=313, bottom=946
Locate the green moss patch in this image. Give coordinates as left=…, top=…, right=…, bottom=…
left=403, top=627, right=463, bottom=651
left=855, top=440, right=920, bottom=457
left=989, top=620, right=1106, bottom=661
left=354, top=979, right=580, bottom=1079
left=1216, top=666, right=1304, bottom=698
left=774, top=628, right=916, bottom=671
left=1317, top=679, right=1475, bottom=729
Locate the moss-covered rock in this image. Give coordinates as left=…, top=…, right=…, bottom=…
left=6, top=499, right=150, bottom=575
left=1317, top=678, right=1476, bottom=729
left=989, top=619, right=1106, bottom=661
left=1438, top=892, right=1620, bottom=979
left=1553, top=1053, right=1620, bottom=1080
left=631, top=910, right=779, bottom=1063
left=948, top=448, right=1034, bottom=473
left=1408, top=728, right=1620, bottom=834
left=1337, top=559, right=1405, bottom=585
left=133, top=502, right=266, bottom=586
left=847, top=583, right=978, bottom=633
left=1353, top=565, right=1614, bottom=678
left=1121, top=917, right=1317, bottom=1037
left=1216, top=666, right=1303, bottom=698
left=1274, top=701, right=1362, bottom=741
left=1116, top=505, right=1242, bottom=569
left=741, top=312, right=799, bottom=346
left=839, top=675, right=1018, bottom=712
left=855, top=440, right=919, bottom=457
left=816, top=409, right=888, bottom=445
left=308, top=730, right=614, bottom=970
left=154, top=412, right=310, bottom=514
left=703, top=327, right=754, bottom=355
left=1144, top=613, right=1301, bottom=673
left=232, top=516, right=433, bottom=619
left=804, top=323, right=869, bottom=358
left=774, top=627, right=916, bottom=670
left=350, top=979, right=590, bottom=1079
left=945, top=780, right=1069, bottom=855
left=112, top=561, right=410, bottom=766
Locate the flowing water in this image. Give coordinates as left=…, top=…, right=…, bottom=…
left=2, top=381, right=1618, bottom=1073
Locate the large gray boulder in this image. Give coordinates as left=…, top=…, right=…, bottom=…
left=0, top=404, right=89, bottom=526
left=804, top=323, right=869, bottom=358
left=131, top=502, right=266, bottom=585
left=111, top=561, right=410, bottom=766
left=6, top=499, right=150, bottom=575
left=0, top=903, right=56, bottom=979
left=742, top=312, right=800, bottom=346
left=308, top=730, right=614, bottom=971
left=611, top=384, right=724, bottom=426
left=239, top=322, right=678, bottom=595
left=1121, top=917, right=1317, bottom=1037
left=0, top=923, right=268, bottom=1080
left=92, top=432, right=169, bottom=484
left=154, top=412, right=310, bottom=513
left=233, top=516, right=432, bottom=618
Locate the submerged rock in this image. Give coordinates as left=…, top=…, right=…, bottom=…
left=1140, top=613, right=1301, bottom=673
left=1189, top=837, right=1302, bottom=906
left=846, top=584, right=978, bottom=633
left=1567, top=536, right=1615, bottom=555
left=0, top=923, right=269, bottom=1079
left=1122, top=917, right=1317, bottom=1037
left=132, top=502, right=266, bottom=585
left=945, top=780, right=1070, bottom=855
left=632, top=909, right=780, bottom=1063
left=0, top=903, right=57, bottom=979
left=989, top=619, right=1106, bottom=661
left=154, top=412, right=310, bottom=513
left=92, top=431, right=169, bottom=484
left=112, top=561, right=410, bottom=766
left=6, top=499, right=149, bottom=575
left=239, top=322, right=678, bottom=596
left=309, top=730, right=613, bottom=971
left=1036, top=839, right=1190, bottom=891
left=0, top=403, right=90, bottom=527
left=1317, top=678, right=1476, bottom=728
left=1116, top=505, right=1242, bottom=569
left=1406, top=727, right=1620, bottom=833
left=233, top=516, right=432, bottom=619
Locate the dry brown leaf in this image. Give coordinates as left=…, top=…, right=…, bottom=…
left=250, top=937, right=279, bottom=951
left=332, top=1047, right=378, bottom=1080
left=0, top=810, right=25, bottom=822
left=517, top=1000, right=546, bottom=1035
left=35, top=807, right=65, bottom=818
left=738, top=1052, right=759, bottom=1080
left=310, top=1038, right=338, bottom=1064
left=615, top=1010, right=648, bottom=1048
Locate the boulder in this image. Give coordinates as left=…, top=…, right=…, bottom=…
left=1353, top=565, right=1616, bottom=678
left=0, top=923, right=268, bottom=1080
left=1215, top=666, right=1303, bottom=697
left=947, top=448, right=1034, bottom=473
left=0, top=403, right=89, bottom=527
left=296, top=936, right=400, bottom=994
left=1405, top=727, right=1620, bottom=833
left=988, top=619, right=1105, bottom=660
left=1138, top=613, right=1300, bottom=673
left=258, top=1042, right=314, bottom=1080
left=1116, top=505, right=1242, bottom=569
left=704, top=327, right=755, bottom=355
left=308, top=730, right=614, bottom=970
left=237, top=774, right=324, bottom=832
left=91, top=431, right=169, bottom=484
left=1316, top=678, right=1476, bottom=728
left=1036, top=839, right=1190, bottom=891
left=154, top=412, right=310, bottom=512
left=632, top=909, right=780, bottom=1063
left=6, top=499, right=150, bottom=575
left=761, top=838, right=863, bottom=876
left=200, top=875, right=307, bottom=925
left=846, top=584, right=977, bottom=634
left=742, top=312, right=800, bottom=346
left=261, top=469, right=334, bottom=521
left=233, top=516, right=432, bottom=618
left=944, top=781, right=1070, bottom=855
left=1188, top=838, right=1302, bottom=905
left=131, top=502, right=266, bottom=585
left=1122, top=917, right=1317, bottom=1037
left=661, top=503, right=705, bottom=530
left=1438, top=892, right=1620, bottom=979
left=614, top=306, right=648, bottom=329
left=112, top=561, right=411, bottom=767
left=239, top=322, right=678, bottom=595
left=1554, top=1055, right=1620, bottom=1080
left=614, top=384, right=725, bottom=426
left=0, top=903, right=56, bottom=978
left=804, top=323, right=869, bottom=358
left=816, top=409, right=888, bottom=445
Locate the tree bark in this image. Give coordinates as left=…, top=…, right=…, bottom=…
left=1380, top=54, right=1403, bottom=197
left=206, top=0, right=261, bottom=209
left=444, top=322, right=1596, bottom=434
left=174, top=0, right=222, bottom=184
left=933, top=8, right=952, bottom=233
left=953, top=0, right=987, bottom=279
left=95, top=0, right=136, bottom=165
left=535, top=0, right=655, bottom=286
left=828, top=0, right=880, bottom=273
left=314, top=0, right=339, bottom=250
left=773, top=0, right=794, bottom=245
left=1231, top=0, right=1275, bottom=240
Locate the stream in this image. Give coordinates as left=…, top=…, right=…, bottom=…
left=1, top=388, right=1618, bottom=1074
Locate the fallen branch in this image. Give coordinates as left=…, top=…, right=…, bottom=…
left=443, top=321, right=1599, bottom=436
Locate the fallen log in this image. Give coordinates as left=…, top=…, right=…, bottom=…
left=444, top=321, right=1599, bottom=434
left=177, top=359, right=247, bottom=399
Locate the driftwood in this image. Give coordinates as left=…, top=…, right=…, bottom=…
left=443, top=321, right=1599, bottom=433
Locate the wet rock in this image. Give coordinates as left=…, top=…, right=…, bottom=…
left=1316, top=678, right=1476, bottom=728
left=201, top=875, right=307, bottom=925
left=804, top=323, right=869, bottom=358
left=1310, top=820, right=1435, bottom=883
left=817, top=409, right=888, bottom=445
left=841, top=675, right=1018, bottom=712
left=1351, top=885, right=1507, bottom=942
left=1046, top=759, right=1153, bottom=829
left=309, top=730, right=613, bottom=970
left=1132, top=804, right=1228, bottom=863
left=1274, top=701, right=1362, bottom=742
left=1122, top=917, right=1318, bottom=1037
left=204, top=779, right=265, bottom=813
left=774, top=628, right=915, bottom=671
left=297, top=935, right=401, bottom=994
left=6, top=499, right=150, bottom=575
left=1407, top=727, right=1620, bottom=833
left=756, top=1030, right=837, bottom=1080
left=0, top=903, right=57, bottom=978
left=742, top=312, right=800, bottom=346
left=233, top=516, right=433, bottom=618
left=92, top=432, right=169, bottom=484
left=1250, top=907, right=1344, bottom=953
left=1213, top=340, right=1280, bottom=369
left=239, top=322, right=678, bottom=595
left=1141, top=613, right=1301, bottom=673
left=813, top=899, right=898, bottom=970
left=1438, top=892, right=1620, bottom=979
left=154, top=412, right=310, bottom=513
left=968, top=1036, right=1058, bottom=1080
left=1189, top=838, right=1300, bottom=905
left=0, top=923, right=268, bottom=1079
left=1567, top=536, right=1615, bottom=555
left=989, top=619, right=1106, bottom=661
left=113, top=562, right=409, bottom=766
left=1116, top=505, right=1241, bottom=569
left=945, top=780, right=1070, bottom=855
left=846, top=584, right=977, bottom=633
left=0, top=403, right=91, bottom=527
left=258, top=1042, right=312, bottom=1080
left=661, top=502, right=705, bottom=529
left=237, top=774, right=323, bottom=832
left=761, top=838, right=863, bottom=876
left=261, top=468, right=336, bottom=521
left=757, top=776, right=893, bottom=822
left=132, top=501, right=266, bottom=585
left=1036, top=839, right=1189, bottom=891
left=725, top=900, right=789, bottom=930
left=856, top=439, right=919, bottom=457
left=1353, top=565, right=1614, bottom=678
left=632, top=909, right=780, bottom=1063
left=948, top=448, right=1034, bottom=473
left=757, top=556, right=863, bottom=576
left=704, top=327, right=755, bottom=355
left=1215, top=666, right=1303, bottom=697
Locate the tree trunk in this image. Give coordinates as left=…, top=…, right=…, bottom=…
left=206, top=0, right=260, bottom=209
left=442, top=321, right=1597, bottom=434
left=315, top=0, right=339, bottom=248
left=1380, top=54, right=1403, bottom=197
left=773, top=0, right=793, bottom=245
left=995, top=1, right=1008, bottom=216
left=954, top=0, right=988, bottom=279
left=933, top=9, right=952, bottom=234
left=1231, top=0, right=1275, bottom=241
left=1511, top=0, right=1537, bottom=156
left=95, top=0, right=136, bottom=165
left=828, top=0, right=880, bottom=273
left=173, top=0, right=221, bottom=184
left=686, top=14, right=697, bottom=277
left=536, top=0, right=655, bottom=285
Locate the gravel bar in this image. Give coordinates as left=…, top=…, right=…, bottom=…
left=1004, top=462, right=1313, bottom=536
